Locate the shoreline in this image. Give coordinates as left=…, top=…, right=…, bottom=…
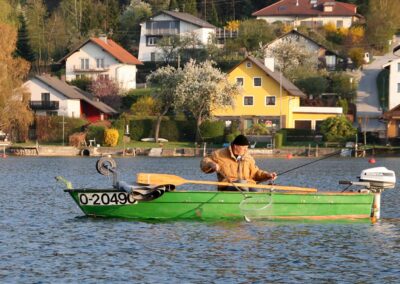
left=3, top=145, right=398, bottom=158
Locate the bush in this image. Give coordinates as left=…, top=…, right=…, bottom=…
left=35, top=116, right=88, bottom=143
left=274, top=132, right=283, bottom=148
left=245, top=123, right=270, bottom=135
left=320, top=115, right=357, bottom=142
left=348, top=47, right=365, bottom=69
left=104, top=128, right=119, bottom=147
left=129, top=119, right=153, bottom=140
left=156, top=120, right=179, bottom=141
left=200, top=120, right=225, bottom=143
left=121, top=88, right=154, bottom=110
left=87, top=125, right=105, bottom=145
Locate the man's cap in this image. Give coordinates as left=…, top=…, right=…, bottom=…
left=232, top=134, right=250, bottom=146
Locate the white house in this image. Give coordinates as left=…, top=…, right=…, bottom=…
left=58, top=36, right=142, bottom=90
left=138, top=10, right=216, bottom=62
left=253, top=0, right=361, bottom=29
left=265, top=29, right=344, bottom=70
left=24, top=75, right=117, bottom=123
left=382, top=58, right=400, bottom=111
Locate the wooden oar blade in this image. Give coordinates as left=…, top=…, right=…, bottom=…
left=137, top=173, right=186, bottom=186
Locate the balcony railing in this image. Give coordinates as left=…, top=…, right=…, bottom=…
left=73, top=65, right=110, bottom=72
left=29, top=100, right=59, bottom=110
left=145, top=28, right=179, bottom=36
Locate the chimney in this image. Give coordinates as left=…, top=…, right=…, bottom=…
left=264, top=58, right=275, bottom=72
left=296, top=0, right=299, bottom=6
left=99, top=34, right=107, bottom=43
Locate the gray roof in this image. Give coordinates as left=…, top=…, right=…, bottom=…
left=33, top=75, right=118, bottom=114
left=161, top=10, right=216, bottom=29
left=244, top=56, right=306, bottom=98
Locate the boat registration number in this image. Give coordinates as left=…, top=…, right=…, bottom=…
left=78, top=192, right=137, bottom=206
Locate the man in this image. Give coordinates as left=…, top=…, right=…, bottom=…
left=200, top=134, right=277, bottom=191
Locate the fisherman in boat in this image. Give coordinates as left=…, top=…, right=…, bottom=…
left=200, top=134, right=277, bottom=191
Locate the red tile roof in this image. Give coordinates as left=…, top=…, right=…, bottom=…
left=90, top=38, right=143, bottom=65
left=253, top=0, right=358, bottom=17
left=58, top=37, right=142, bottom=65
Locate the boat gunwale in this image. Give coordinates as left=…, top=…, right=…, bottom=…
left=64, top=188, right=373, bottom=196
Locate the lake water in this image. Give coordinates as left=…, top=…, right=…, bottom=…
left=1, top=156, right=400, bottom=283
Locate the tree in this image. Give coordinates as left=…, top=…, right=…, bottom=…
left=348, top=47, right=365, bottom=69
left=147, top=65, right=184, bottom=142
left=0, top=22, right=34, bottom=142
left=179, top=0, right=197, bottom=15
left=130, top=96, right=161, bottom=116
left=366, top=0, right=400, bottom=52
left=268, top=41, right=318, bottom=80
left=117, top=0, right=152, bottom=50
left=295, top=76, right=328, bottom=97
left=15, top=13, right=35, bottom=62
left=330, top=72, right=357, bottom=100
left=0, top=0, right=16, bottom=25
left=25, top=0, right=48, bottom=70
left=175, top=60, right=240, bottom=141
left=89, top=77, right=121, bottom=110
left=233, top=19, right=274, bottom=53
left=320, top=115, right=356, bottom=142
left=157, top=32, right=203, bottom=63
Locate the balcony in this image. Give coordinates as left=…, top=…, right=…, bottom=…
left=73, top=65, right=110, bottom=72
left=29, top=101, right=59, bottom=110
left=145, top=28, right=179, bottom=36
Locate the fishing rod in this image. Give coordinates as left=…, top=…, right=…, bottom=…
left=277, top=149, right=343, bottom=176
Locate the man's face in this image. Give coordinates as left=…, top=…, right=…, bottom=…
left=232, top=144, right=248, bottom=156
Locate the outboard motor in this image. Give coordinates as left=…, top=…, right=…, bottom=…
left=358, top=167, right=396, bottom=191
left=339, top=167, right=396, bottom=220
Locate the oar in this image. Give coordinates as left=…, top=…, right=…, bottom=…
left=136, top=173, right=317, bottom=192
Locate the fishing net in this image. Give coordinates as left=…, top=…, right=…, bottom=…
left=239, top=194, right=274, bottom=221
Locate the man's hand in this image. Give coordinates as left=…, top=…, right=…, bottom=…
left=268, top=172, right=277, bottom=180
left=209, top=162, right=220, bottom=172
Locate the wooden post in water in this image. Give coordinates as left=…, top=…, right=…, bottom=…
left=203, top=142, right=207, bottom=157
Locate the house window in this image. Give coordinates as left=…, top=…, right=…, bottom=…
left=244, top=96, right=254, bottom=106
left=151, top=52, right=156, bottom=62
left=253, top=77, right=262, bottom=87
left=147, top=37, right=158, bottom=46
left=81, top=58, right=89, bottom=69
left=337, top=20, right=343, bottom=28
left=96, top=58, right=104, bottom=68
left=398, top=83, right=400, bottom=93
left=266, top=96, right=276, bottom=106
left=246, top=61, right=252, bottom=68
left=398, top=63, right=400, bottom=72
left=236, top=77, right=244, bottom=86
left=295, top=120, right=312, bottom=129
left=41, top=93, right=50, bottom=101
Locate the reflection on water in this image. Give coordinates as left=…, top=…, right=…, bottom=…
left=1, top=156, right=400, bottom=282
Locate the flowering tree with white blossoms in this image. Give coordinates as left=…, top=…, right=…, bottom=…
left=147, top=65, right=184, bottom=142
left=176, top=60, right=240, bottom=141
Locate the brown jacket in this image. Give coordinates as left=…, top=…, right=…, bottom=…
left=200, top=146, right=271, bottom=185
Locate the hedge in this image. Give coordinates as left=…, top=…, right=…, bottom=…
left=199, top=120, right=225, bottom=143
left=35, top=116, right=88, bottom=143
left=87, top=125, right=105, bottom=145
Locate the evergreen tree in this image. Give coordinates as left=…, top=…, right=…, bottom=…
left=207, top=0, right=218, bottom=26
left=15, top=14, right=35, bottom=62
left=169, top=0, right=178, bottom=10
left=179, top=0, right=196, bottom=15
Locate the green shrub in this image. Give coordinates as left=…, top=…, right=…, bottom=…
left=159, top=120, right=180, bottom=141
left=87, top=125, right=105, bottom=145
left=245, top=123, right=270, bottom=135
left=274, top=132, right=283, bottom=148
left=111, top=118, right=126, bottom=145
left=121, top=88, right=154, bottom=110
left=200, top=120, right=225, bottom=143
left=176, top=120, right=196, bottom=141
left=129, top=119, right=153, bottom=140
left=320, top=115, right=357, bottom=142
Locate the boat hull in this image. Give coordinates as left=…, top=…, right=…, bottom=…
left=66, top=189, right=375, bottom=221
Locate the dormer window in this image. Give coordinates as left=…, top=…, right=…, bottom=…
left=323, top=2, right=335, bottom=12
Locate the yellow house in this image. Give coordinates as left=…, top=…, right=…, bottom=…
left=212, top=56, right=342, bottom=131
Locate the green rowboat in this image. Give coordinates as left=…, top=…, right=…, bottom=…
left=56, top=158, right=396, bottom=222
